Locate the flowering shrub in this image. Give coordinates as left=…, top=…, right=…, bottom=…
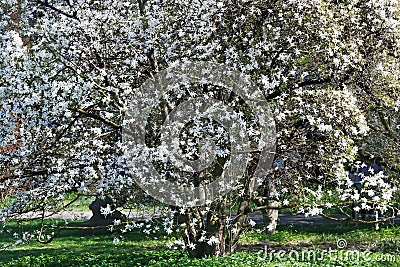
left=0, top=0, right=399, bottom=258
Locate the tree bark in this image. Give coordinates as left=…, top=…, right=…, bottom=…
left=262, top=200, right=279, bottom=235
left=262, top=179, right=279, bottom=235
left=179, top=197, right=255, bottom=258
left=179, top=202, right=234, bottom=258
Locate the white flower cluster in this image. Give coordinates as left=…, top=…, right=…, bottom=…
left=0, top=0, right=399, bottom=252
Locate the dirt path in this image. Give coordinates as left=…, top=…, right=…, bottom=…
left=24, top=211, right=399, bottom=226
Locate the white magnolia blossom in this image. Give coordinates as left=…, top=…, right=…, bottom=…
left=0, top=0, right=399, bottom=257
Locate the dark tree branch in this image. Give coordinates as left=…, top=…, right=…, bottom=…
left=264, top=77, right=332, bottom=101
left=69, top=108, right=121, bottom=130
left=34, top=0, right=78, bottom=20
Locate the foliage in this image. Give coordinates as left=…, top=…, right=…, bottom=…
left=1, top=220, right=399, bottom=267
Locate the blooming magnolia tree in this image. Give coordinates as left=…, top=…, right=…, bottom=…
left=1, top=0, right=400, bottom=258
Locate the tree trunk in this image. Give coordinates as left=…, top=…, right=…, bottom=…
left=179, top=198, right=252, bottom=258
left=179, top=202, right=228, bottom=258
left=262, top=200, right=279, bottom=235
left=262, top=179, right=279, bottom=235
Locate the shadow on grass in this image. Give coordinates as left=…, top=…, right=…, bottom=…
left=239, top=221, right=400, bottom=256
left=271, top=220, right=400, bottom=239
left=1, top=219, right=399, bottom=267
left=0, top=219, right=181, bottom=266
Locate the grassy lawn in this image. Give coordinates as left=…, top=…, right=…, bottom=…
left=1, top=219, right=399, bottom=266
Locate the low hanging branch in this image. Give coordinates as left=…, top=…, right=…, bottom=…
left=252, top=200, right=399, bottom=224
left=68, top=108, right=121, bottom=130
left=37, top=217, right=164, bottom=244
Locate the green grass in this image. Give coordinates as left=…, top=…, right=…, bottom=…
left=241, top=222, right=400, bottom=245
left=1, top=219, right=399, bottom=266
